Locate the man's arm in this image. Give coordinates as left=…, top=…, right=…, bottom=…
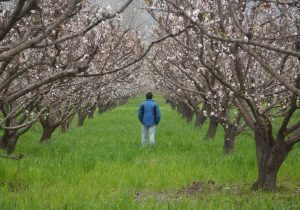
left=138, top=104, right=144, bottom=122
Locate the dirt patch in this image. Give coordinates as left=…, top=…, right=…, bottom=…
left=135, top=182, right=297, bottom=201
left=177, top=181, right=206, bottom=195
left=135, top=180, right=223, bottom=201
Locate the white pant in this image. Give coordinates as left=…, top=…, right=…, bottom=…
left=142, top=125, right=155, bottom=145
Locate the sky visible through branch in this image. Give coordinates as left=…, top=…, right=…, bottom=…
left=97, top=0, right=154, bottom=42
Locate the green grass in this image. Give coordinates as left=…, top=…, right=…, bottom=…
left=0, top=96, right=299, bottom=209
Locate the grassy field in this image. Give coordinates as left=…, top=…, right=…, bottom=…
left=0, top=96, right=300, bottom=209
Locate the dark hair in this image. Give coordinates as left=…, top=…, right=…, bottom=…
left=146, top=92, right=153, bottom=99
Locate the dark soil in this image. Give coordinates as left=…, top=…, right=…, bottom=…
left=135, top=180, right=224, bottom=201
left=176, top=181, right=206, bottom=196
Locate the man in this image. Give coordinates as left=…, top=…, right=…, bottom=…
left=138, top=92, right=161, bottom=145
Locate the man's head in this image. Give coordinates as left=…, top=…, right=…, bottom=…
left=146, top=92, right=153, bottom=99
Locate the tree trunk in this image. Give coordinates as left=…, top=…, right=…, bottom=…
left=251, top=126, right=292, bottom=191
left=40, top=125, right=55, bottom=142
left=0, top=130, right=18, bottom=153
left=88, top=104, right=97, bottom=119
left=61, top=118, right=72, bottom=133
left=178, top=102, right=193, bottom=123
left=195, top=102, right=208, bottom=127
left=77, top=110, right=87, bottom=127
left=6, top=135, right=19, bottom=154
left=195, top=112, right=207, bottom=127
left=97, top=103, right=103, bottom=113
left=204, top=116, right=218, bottom=140
left=101, top=103, right=108, bottom=113
left=186, top=108, right=194, bottom=123
left=177, top=103, right=184, bottom=118
left=167, top=99, right=176, bottom=110
left=1, top=122, right=33, bottom=153
left=0, top=134, right=9, bottom=150
left=223, top=124, right=237, bottom=154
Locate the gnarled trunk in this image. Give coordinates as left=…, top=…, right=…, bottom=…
left=0, top=131, right=21, bottom=154
left=195, top=102, right=208, bottom=127
left=223, top=124, right=237, bottom=154
left=183, top=102, right=194, bottom=123
left=0, top=121, right=33, bottom=153
left=185, top=108, right=194, bottom=123
left=177, top=103, right=185, bottom=118
left=204, top=116, right=218, bottom=140
left=40, top=118, right=60, bottom=142
left=6, top=135, right=20, bottom=154
left=251, top=125, right=292, bottom=191
left=167, top=99, right=176, bottom=110
left=178, top=102, right=194, bottom=123
left=77, top=109, right=88, bottom=127
left=251, top=142, right=291, bottom=191
left=186, top=108, right=194, bottom=123
left=97, top=103, right=103, bottom=113
left=0, top=133, right=9, bottom=150
left=195, top=112, right=207, bottom=127
left=0, top=131, right=15, bottom=153
left=40, top=124, right=55, bottom=142
left=61, top=117, right=73, bottom=133
left=88, top=104, right=97, bottom=119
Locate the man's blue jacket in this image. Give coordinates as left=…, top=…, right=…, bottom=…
left=138, top=99, right=161, bottom=127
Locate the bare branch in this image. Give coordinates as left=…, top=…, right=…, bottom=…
left=35, top=0, right=134, bottom=48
